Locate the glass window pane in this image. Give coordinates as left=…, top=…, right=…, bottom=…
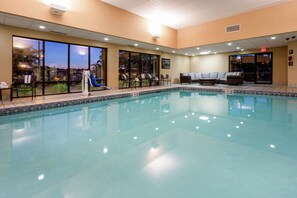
left=70, top=45, right=88, bottom=92
left=44, top=41, right=68, bottom=94
left=119, top=51, right=130, bottom=88
left=12, top=37, right=43, bottom=96
left=152, top=55, right=159, bottom=77
left=90, top=47, right=106, bottom=91
left=141, top=54, right=151, bottom=74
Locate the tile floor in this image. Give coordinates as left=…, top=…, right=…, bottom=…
left=1, top=83, right=297, bottom=111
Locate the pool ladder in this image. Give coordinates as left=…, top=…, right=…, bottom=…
left=132, top=92, right=140, bottom=97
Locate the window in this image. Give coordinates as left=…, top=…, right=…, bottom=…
left=119, top=50, right=159, bottom=88
left=70, top=45, right=88, bottom=92
left=90, top=47, right=107, bottom=90
left=229, top=53, right=272, bottom=84
left=12, top=36, right=107, bottom=96
left=12, top=37, right=43, bottom=97
left=45, top=41, right=68, bottom=94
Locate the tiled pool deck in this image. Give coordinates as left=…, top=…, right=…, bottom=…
left=1, top=83, right=297, bottom=116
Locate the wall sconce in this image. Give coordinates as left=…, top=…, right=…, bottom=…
left=152, top=33, right=161, bottom=39
left=149, top=21, right=161, bottom=39
left=50, top=3, right=67, bottom=15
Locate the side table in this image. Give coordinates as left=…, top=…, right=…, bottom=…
left=0, top=87, right=13, bottom=101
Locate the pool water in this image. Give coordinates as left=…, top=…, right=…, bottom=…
left=0, top=91, right=297, bottom=198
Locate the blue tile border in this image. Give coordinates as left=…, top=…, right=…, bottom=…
left=233, top=90, right=297, bottom=97
left=1, top=86, right=297, bottom=116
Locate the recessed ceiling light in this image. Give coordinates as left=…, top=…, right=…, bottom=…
left=134, top=43, right=138, bottom=46
left=156, top=47, right=159, bottom=50
left=185, top=53, right=188, bottom=55
left=200, top=51, right=210, bottom=55
left=214, top=52, right=217, bottom=54
left=228, top=42, right=232, bottom=46
left=172, top=50, right=176, bottom=53
left=104, top=37, right=109, bottom=41
left=270, top=36, right=276, bottom=40
left=196, top=47, right=200, bottom=50
left=192, top=54, right=195, bottom=56
left=39, top=25, right=46, bottom=29
left=236, top=47, right=240, bottom=50
left=241, top=49, right=244, bottom=51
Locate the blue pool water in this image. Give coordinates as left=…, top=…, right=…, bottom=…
left=0, top=91, right=297, bottom=198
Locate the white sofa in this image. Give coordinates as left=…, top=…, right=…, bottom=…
left=180, top=72, right=244, bottom=85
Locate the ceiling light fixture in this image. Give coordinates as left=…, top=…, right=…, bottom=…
left=236, top=47, right=240, bottom=50
left=50, top=3, right=67, bottom=15
left=39, top=25, right=46, bottom=29
left=241, top=49, right=244, bottom=51
left=196, top=47, right=200, bottom=50
left=200, top=51, right=210, bottom=55
left=270, top=36, right=276, bottom=40
left=134, top=43, right=138, bottom=47
left=172, top=51, right=176, bottom=53
left=156, top=47, right=159, bottom=50
left=185, top=53, right=188, bottom=55
left=149, top=21, right=161, bottom=39
left=104, top=37, right=109, bottom=41
left=228, top=43, right=232, bottom=46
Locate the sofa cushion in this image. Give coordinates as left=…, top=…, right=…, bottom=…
left=225, top=72, right=234, bottom=76
left=195, top=73, right=202, bottom=79
left=189, top=73, right=196, bottom=80
left=218, top=72, right=226, bottom=79
left=202, top=73, right=210, bottom=78
left=210, top=72, right=218, bottom=79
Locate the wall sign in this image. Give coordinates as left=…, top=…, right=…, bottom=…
left=161, top=58, right=170, bottom=69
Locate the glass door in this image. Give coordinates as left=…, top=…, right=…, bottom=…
left=255, top=53, right=272, bottom=84
left=241, top=54, right=255, bottom=82
left=130, top=52, right=141, bottom=87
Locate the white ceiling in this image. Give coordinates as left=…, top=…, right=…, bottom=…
left=101, top=0, right=291, bottom=30
left=0, top=12, right=296, bottom=56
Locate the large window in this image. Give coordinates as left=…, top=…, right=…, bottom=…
left=119, top=50, right=159, bottom=88
left=44, top=41, right=68, bottom=94
left=90, top=47, right=107, bottom=90
left=70, top=45, right=88, bottom=93
left=13, top=36, right=107, bottom=96
left=12, top=37, right=43, bottom=97
left=229, top=52, right=272, bottom=84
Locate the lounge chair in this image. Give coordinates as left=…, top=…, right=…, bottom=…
left=11, top=74, right=37, bottom=100
left=120, top=74, right=131, bottom=88
left=140, top=73, right=150, bottom=86
left=147, top=74, right=159, bottom=86
left=161, top=74, right=171, bottom=86
left=88, top=73, right=111, bottom=89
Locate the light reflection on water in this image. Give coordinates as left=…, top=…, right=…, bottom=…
left=0, top=91, right=297, bottom=198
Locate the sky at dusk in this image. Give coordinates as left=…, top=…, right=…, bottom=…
left=13, top=37, right=103, bottom=69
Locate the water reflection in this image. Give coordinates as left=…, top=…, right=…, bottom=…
left=0, top=91, right=297, bottom=197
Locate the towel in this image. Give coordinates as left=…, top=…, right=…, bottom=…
left=25, top=75, right=31, bottom=84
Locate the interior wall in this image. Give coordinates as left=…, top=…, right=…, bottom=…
left=288, top=40, right=297, bottom=86
left=0, top=24, right=189, bottom=95
left=178, top=0, right=297, bottom=49
left=190, top=54, right=229, bottom=73
left=160, top=53, right=190, bottom=83
left=189, top=46, right=288, bottom=85
left=0, top=0, right=177, bottom=48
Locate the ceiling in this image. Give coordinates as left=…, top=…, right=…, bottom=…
left=101, top=0, right=291, bottom=30
left=0, top=12, right=296, bottom=56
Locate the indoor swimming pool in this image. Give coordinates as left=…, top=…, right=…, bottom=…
left=0, top=90, right=296, bottom=198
